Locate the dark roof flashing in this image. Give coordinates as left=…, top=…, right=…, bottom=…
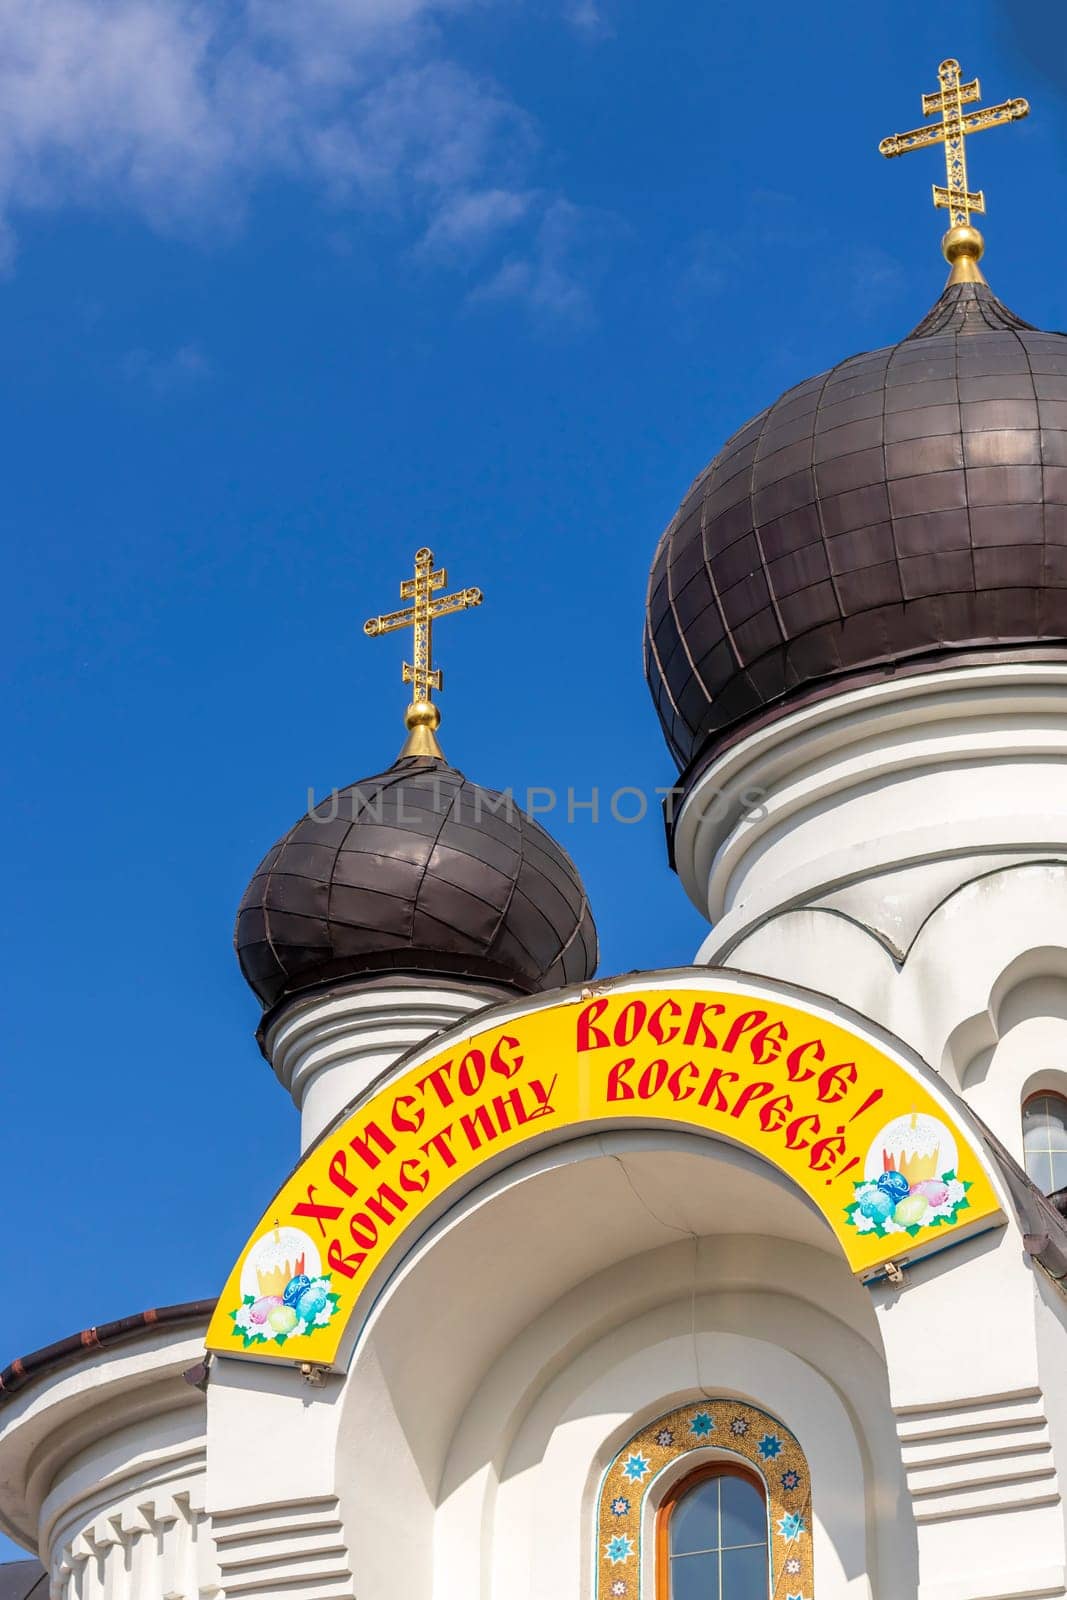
left=0, top=1300, right=216, bottom=1408
left=906, top=278, right=1038, bottom=338
left=0, top=1562, right=47, bottom=1600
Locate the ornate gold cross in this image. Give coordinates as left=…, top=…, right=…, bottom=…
left=879, top=58, right=1029, bottom=230
left=364, top=546, right=483, bottom=757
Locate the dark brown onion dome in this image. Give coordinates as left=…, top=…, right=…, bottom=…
left=235, top=755, right=598, bottom=1010
left=645, top=277, right=1067, bottom=773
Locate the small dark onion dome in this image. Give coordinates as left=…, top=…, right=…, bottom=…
left=235, top=755, right=598, bottom=1010
left=645, top=258, right=1067, bottom=774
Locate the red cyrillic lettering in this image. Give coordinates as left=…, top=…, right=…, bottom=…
left=614, top=1000, right=647, bottom=1046
left=457, top=1049, right=486, bottom=1097
left=490, top=1035, right=523, bottom=1078
left=348, top=1121, right=396, bottom=1171
left=349, top=1212, right=379, bottom=1250
left=416, top=1063, right=455, bottom=1109
left=399, top=1157, right=430, bottom=1194
left=730, top=1080, right=774, bottom=1118
left=698, top=1067, right=739, bottom=1111
left=577, top=998, right=610, bottom=1051
left=607, top=1057, right=636, bottom=1100
left=329, top=1150, right=358, bottom=1197
left=786, top=1039, right=824, bottom=1082
left=750, top=1021, right=788, bottom=1066
left=459, top=1103, right=499, bottom=1151
left=392, top=1093, right=424, bottom=1135
left=785, top=1113, right=821, bottom=1151
left=817, top=1061, right=858, bottom=1104
left=420, top=1125, right=458, bottom=1168
left=667, top=1062, right=699, bottom=1101
left=809, top=1131, right=847, bottom=1171
left=365, top=1182, right=407, bottom=1227
left=758, top=1093, right=794, bottom=1132
left=722, top=1010, right=767, bottom=1055
left=638, top=1058, right=669, bottom=1098
left=292, top=1185, right=345, bottom=1235
left=684, top=1001, right=725, bottom=1048
left=526, top=1075, right=558, bottom=1119
left=327, top=1238, right=368, bottom=1279
left=648, top=999, right=682, bottom=1046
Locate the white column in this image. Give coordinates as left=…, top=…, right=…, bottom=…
left=262, top=978, right=513, bottom=1150
left=872, top=1238, right=1066, bottom=1600
left=671, top=663, right=1067, bottom=964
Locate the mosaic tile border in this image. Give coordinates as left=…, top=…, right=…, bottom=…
left=595, top=1399, right=814, bottom=1600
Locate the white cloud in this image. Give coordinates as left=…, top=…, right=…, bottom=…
left=563, top=0, right=610, bottom=35
left=121, top=340, right=212, bottom=394
left=0, top=0, right=598, bottom=315
left=472, top=198, right=598, bottom=321
left=419, top=186, right=533, bottom=256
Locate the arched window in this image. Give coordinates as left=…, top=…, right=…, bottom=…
left=1022, top=1092, right=1067, bottom=1196
left=657, top=1464, right=769, bottom=1599
left=596, top=1400, right=811, bottom=1597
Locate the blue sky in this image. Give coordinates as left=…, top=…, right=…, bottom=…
left=2, top=0, right=1064, bottom=1560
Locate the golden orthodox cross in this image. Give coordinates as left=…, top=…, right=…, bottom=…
left=364, top=547, right=483, bottom=755
left=879, top=57, right=1029, bottom=229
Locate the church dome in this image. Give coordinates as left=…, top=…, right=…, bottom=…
left=645, top=276, right=1067, bottom=772
left=235, top=754, right=598, bottom=1011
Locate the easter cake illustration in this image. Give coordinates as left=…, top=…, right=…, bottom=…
left=845, top=1112, right=971, bottom=1242
left=230, top=1225, right=341, bottom=1349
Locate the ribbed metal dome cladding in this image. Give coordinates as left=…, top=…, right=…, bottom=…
left=236, top=757, right=598, bottom=1010
left=645, top=281, right=1067, bottom=770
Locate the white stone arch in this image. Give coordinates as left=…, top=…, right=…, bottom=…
left=494, top=1319, right=882, bottom=1600
left=928, top=916, right=1067, bottom=1163
left=315, top=1120, right=905, bottom=1600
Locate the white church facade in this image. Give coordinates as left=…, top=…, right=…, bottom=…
left=4, top=57, right=1067, bottom=1600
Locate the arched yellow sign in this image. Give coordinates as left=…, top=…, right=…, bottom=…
left=207, top=979, right=1004, bottom=1368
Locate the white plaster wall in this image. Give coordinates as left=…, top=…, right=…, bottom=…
left=0, top=1325, right=217, bottom=1600
left=670, top=662, right=1067, bottom=1597
left=721, top=865, right=1067, bottom=1172
left=674, top=665, right=1067, bottom=949
left=495, top=1319, right=874, bottom=1600
left=201, top=969, right=1060, bottom=1600
left=321, top=1130, right=903, bottom=1600
left=674, top=663, right=1067, bottom=1172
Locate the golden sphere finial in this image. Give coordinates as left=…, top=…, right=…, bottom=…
left=404, top=699, right=441, bottom=732
left=942, top=223, right=985, bottom=266
left=941, top=223, right=987, bottom=286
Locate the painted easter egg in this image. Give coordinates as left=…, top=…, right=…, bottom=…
left=296, top=1285, right=329, bottom=1321
left=912, top=1179, right=950, bottom=1207
left=893, top=1194, right=929, bottom=1227
left=857, top=1186, right=894, bottom=1222
left=250, top=1295, right=282, bottom=1326
left=268, top=1305, right=298, bottom=1336
left=283, top=1274, right=312, bottom=1307
left=877, top=1170, right=910, bottom=1203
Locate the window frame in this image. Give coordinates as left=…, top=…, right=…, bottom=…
left=1021, top=1089, right=1067, bottom=1195
left=654, top=1460, right=769, bottom=1599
